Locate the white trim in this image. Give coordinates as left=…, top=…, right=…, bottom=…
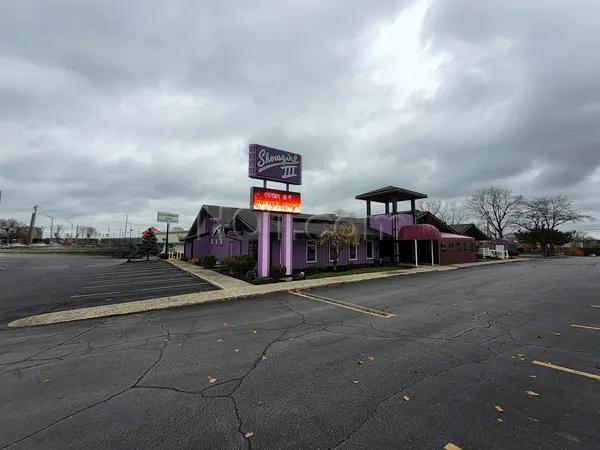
left=306, top=240, right=317, bottom=263
left=349, top=244, right=357, bottom=261
left=366, top=240, right=374, bottom=259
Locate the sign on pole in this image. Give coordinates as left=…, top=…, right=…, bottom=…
left=248, top=144, right=302, bottom=185
left=157, top=212, right=179, bottom=224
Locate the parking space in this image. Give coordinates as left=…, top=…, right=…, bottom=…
left=0, top=255, right=216, bottom=324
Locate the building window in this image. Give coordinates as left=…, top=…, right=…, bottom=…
left=456, top=242, right=462, bottom=252
left=349, top=245, right=357, bottom=260
left=448, top=242, right=454, bottom=252
left=441, top=242, right=446, bottom=252
left=306, top=240, right=317, bottom=263
left=470, top=243, right=475, bottom=251
left=366, top=240, right=374, bottom=259
left=329, top=245, right=336, bottom=262
left=248, top=240, right=258, bottom=261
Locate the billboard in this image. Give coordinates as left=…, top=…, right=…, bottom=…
left=248, top=144, right=302, bottom=185
left=157, top=212, right=179, bottom=223
left=250, top=187, right=301, bottom=214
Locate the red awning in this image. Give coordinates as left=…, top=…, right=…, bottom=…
left=398, top=224, right=441, bottom=240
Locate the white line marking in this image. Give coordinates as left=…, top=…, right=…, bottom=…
left=83, top=279, right=207, bottom=289
left=591, top=305, right=600, bottom=308
left=70, top=283, right=202, bottom=298
left=86, top=274, right=180, bottom=284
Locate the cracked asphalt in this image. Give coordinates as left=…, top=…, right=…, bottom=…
left=1, top=257, right=599, bottom=449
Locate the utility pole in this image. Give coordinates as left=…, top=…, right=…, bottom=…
left=75, top=224, right=79, bottom=246
left=27, top=205, right=38, bottom=246
left=124, top=214, right=128, bottom=246
left=49, top=216, right=54, bottom=244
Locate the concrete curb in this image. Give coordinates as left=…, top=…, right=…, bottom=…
left=452, top=258, right=529, bottom=269
left=8, top=265, right=459, bottom=328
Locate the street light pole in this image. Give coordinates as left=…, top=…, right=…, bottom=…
left=127, top=228, right=133, bottom=262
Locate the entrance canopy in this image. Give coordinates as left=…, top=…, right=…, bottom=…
left=398, top=224, right=441, bottom=240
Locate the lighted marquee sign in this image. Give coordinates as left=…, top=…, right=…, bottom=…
left=248, top=144, right=302, bottom=185
left=250, top=187, right=301, bottom=214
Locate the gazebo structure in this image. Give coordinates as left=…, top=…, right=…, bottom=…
left=355, top=186, right=427, bottom=263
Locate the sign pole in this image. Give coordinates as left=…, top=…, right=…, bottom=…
left=257, top=212, right=270, bottom=277
left=165, top=222, right=170, bottom=258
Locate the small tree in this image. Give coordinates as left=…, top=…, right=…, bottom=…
left=138, top=228, right=160, bottom=261
left=319, top=219, right=361, bottom=270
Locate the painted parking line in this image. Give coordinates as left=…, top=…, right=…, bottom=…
left=570, top=324, right=600, bottom=331
left=83, top=278, right=207, bottom=289
left=70, top=283, right=201, bottom=298
left=86, top=274, right=179, bottom=283
left=532, top=360, right=600, bottom=381
left=591, top=305, right=600, bottom=308
left=89, top=271, right=174, bottom=280
left=290, top=290, right=395, bottom=318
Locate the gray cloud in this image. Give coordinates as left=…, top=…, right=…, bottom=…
left=1, top=0, right=600, bottom=236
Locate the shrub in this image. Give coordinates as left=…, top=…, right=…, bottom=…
left=189, top=258, right=199, bottom=265
left=564, top=247, right=584, bottom=257
left=508, top=250, right=520, bottom=257
left=381, top=256, right=391, bottom=266
left=270, top=264, right=287, bottom=279
left=292, top=272, right=306, bottom=281
left=181, top=255, right=189, bottom=262
left=222, top=255, right=256, bottom=275
left=245, top=270, right=258, bottom=282
left=306, top=264, right=326, bottom=275
left=201, top=254, right=217, bottom=269
left=347, top=263, right=360, bottom=271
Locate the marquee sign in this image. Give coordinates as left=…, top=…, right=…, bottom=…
left=248, top=144, right=302, bottom=185
left=250, top=186, right=301, bottom=214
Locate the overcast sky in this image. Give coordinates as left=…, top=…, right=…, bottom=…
left=1, top=0, right=600, bottom=237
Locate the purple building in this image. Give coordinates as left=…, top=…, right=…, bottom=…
left=181, top=186, right=478, bottom=272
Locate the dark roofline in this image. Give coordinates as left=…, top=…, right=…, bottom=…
left=355, top=185, right=428, bottom=203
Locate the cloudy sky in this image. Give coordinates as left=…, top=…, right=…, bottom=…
left=2, top=0, right=600, bottom=237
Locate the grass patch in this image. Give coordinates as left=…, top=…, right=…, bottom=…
left=306, top=265, right=405, bottom=279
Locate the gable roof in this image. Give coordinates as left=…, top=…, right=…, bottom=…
left=451, top=223, right=489, bottom=240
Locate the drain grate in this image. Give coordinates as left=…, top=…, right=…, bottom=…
left=290, top=290, right=395, bottom=318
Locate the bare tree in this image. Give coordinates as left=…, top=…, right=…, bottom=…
left=416, top=199, right=469, bottom=225
left=417, top=200, right=442, bottom=216
left=516, top=195, right=593, bottom=255
left=82, top=226, right=98, bottom=239
left=170, top=226, right=185, bottom=232
left=466, top=186, right=524, bottom=238
left=54, top=224, right=65, bottom=240
left=517, top=195, right=593, bottom=231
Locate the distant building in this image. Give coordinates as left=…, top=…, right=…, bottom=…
left=155, top=230, right=188, bottom=254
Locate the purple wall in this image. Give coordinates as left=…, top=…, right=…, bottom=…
left=370, top=214, right=413, bottom=237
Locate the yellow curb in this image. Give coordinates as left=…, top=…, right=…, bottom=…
left=8, top=265, right=458, bottom=328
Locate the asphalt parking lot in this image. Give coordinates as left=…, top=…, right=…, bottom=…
left=0, top=254, right=216, bottom=324
left=0, top=257, right=599, bottom=449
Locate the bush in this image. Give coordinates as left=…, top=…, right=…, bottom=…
left=181, top=255, right=189, bottom=262
left=564, top=247, right=584, bottom=257
left=306, top=264, right=326, bottom=275
left=270, top=264, right=287, bottom=279
left=189, top=258, right=199, bottom=265
left=245, top=270, right=258, bottom=282
left=222, top=255, right=256, bottom=275
left=508, top=250, right=520, bottom=257
left=381, top=256, right=391, bottom=266
left=347, top=263, right=361, bottom=271
left=201, top=254, right=217, bottom=269
left=292, top=272, right=306, bottom=281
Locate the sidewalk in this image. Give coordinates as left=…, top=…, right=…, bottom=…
left=9, top=258, right=526, bottom=327
left=451, top=258, right=529, bottom=268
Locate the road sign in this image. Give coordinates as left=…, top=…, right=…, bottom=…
left=157, top=212, right=179, bottom=224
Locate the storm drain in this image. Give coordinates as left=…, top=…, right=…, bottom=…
left=290, top=290, right=395, bottom=318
